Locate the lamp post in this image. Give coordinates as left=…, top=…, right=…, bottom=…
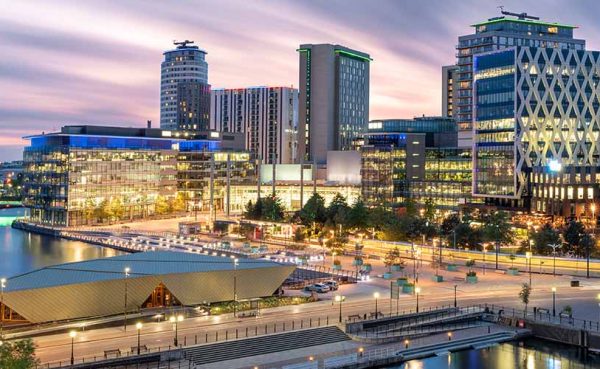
left=548, top=243, right=561, bottom=277
left=373, top=292, right=380, bottom=318
left=136, top=322, right=143, bottom=355
left=124, top=267, right=130, bottom=332
left=0, top=278, right=6, bottom=340
left=335, top=295, right=345, bottom=323
left=453, top=285, right=457, bottom=308
left=482, top=247, right=487, bottom=275
left=233, top=258, right=239, bottom=317
left=170, top=314, right=184, bottom=347
left=69, top=330, right=77, bottom=365
left=551, top=287, right=556, bottom=317
left=525, top=252, right=532, bottom=287
left=415, top=287, right=421, bottom=313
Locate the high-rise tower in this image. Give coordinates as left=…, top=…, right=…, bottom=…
left=297, top=44, right=371, bottom=164
left=455, top=11, right=584, bottom=148
left=160, top=40, right=210, bottom=131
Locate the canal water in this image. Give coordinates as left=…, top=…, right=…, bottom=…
left=0, top=208, right=124, bottom=277
left=390, top=337, right=599, bottom=368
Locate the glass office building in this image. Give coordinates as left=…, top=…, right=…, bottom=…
left=455, top=13, right=584, bottom=148
left=361, top=117, right=474, bottom=210
left=23, top=126, right=253, bottom=226
left=473, top=46, right=600, bottom=220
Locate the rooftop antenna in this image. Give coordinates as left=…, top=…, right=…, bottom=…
left=174, top=39, right=195, bottom=48
left=501, top=10, right=540, bottom=20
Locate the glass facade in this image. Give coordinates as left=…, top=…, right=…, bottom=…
left=23, top=128, right=253, bottom=226
left=410, top=148, right=480, bottom=209
left=473, top=49, right=517, bottom=198
left=337, top=54, right=369, bottom=151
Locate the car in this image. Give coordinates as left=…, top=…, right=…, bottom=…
left=304, top=283, right=331, bottom=293
left=323, top=280, right=339, bottom=290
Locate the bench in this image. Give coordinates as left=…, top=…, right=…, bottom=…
left=347, top=314, right=362, bottom=321
left=369, top=311, right=382, bottom=319
left=130, top=345, right=148, bottom=354
left=238, top=310, right=258, bottom=318
left=494, top=270, right=505, bottom=274
left=104, top=349, right=121, bottom=359
left=452, top=277, right=465, bottom=282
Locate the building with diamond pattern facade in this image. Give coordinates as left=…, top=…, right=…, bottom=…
left=473, top=46, right=600, bottom=220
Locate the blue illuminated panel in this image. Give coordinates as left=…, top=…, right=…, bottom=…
left=178, top=140, right=221, bottom=152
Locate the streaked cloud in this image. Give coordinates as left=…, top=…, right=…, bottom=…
left=0, top=0, right=597, bottom=160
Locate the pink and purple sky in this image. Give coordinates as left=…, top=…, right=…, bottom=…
left=0, top=0, right=597, bottom=160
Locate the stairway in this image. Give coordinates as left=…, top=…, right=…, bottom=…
left=182, top=326, right=350, bottom=366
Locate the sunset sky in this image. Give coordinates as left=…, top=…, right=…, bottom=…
left=1, top=0, right=597, bottom=160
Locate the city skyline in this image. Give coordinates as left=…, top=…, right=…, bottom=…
left=1, top=0, right=600, bottom=160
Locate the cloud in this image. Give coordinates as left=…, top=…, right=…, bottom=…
left=0, top=0, right=598, bottom=159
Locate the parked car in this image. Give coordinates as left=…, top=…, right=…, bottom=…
left=304, top=283, right=331, bottom=293
left=323, top=280, right=339, bottom=290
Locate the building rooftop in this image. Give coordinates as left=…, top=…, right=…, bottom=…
left=5, top=251, right=287, bottom=292
left=471, top=17, right=577, bottom=29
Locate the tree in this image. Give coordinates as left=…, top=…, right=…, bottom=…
left=84, top=198, right=96, bottom=225
left=562, top=220, right=588, bottom=256
left=326, top=194, right=350, bottom=229
left=346, top=198, right=370, bottom=233
left=155, top=195, right=170, bottom=215
left=108, top=197, right=124, bottom=221
left=172, top=192, right=188, bottom=212
left=453, top=223, right=483, bottom=250
left=530, top=223, right=561, bottom=255
left=441, top=213, right=461, bottom=235
left=298, top=193, right=327, bottom=227
left=383, top=247, right=402, bottom=272
left=481, top=211, right=514, bottom=246
left=519, top=283, right=531, bottom=317
left=293, top=227, right=306, bottom=243
left=423, top=198, right=436, bottom=223
left=261, top=195, right=285, bottom=222
left=93, top=199, right=110, bottom=222
left=0, top=339, right=39, bottom=369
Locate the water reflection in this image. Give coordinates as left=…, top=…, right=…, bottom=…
left=390, top=338, right=599, bottom=369
left=0, top=208, right=125, bottom=277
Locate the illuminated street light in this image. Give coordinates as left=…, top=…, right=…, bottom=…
left=69, top=330, right=77, bottom=365
left=124, top=267, right=130, bottom=332
left=170, top=314, right=184, bottom=346
left=335, top=295, right=346, bottom=323
left=233, top=258, right=239, bottom=317
left=551, top=287, right=556, bottom=317
left=136, top=322, right=143, bottom=355
left=525, top=252, right=532, bottom=287
left=373, top=292, right=380, bottom=318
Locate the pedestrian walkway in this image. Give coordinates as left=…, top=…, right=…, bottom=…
left=182, top=326, right=350, bottom=366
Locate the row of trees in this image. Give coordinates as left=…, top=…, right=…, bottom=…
left=241, top=192, right=597, bottom=257
left=526, top=220, right=595, bottom=257
left=82, top=193, right=188, bottom=224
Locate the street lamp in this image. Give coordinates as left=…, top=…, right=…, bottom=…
left=136, top=322, right=143, bottom=355
left=233, top=258, right=239, bottom=317
left=335, top=295, right=345, bottom=323
left=170, top=314, right=184, bottom=346
left=415, top=287, right=421, bottom=313
left=124, top=267, right=130, bottom=332
left=548, top=243, right=561, bottom=277
left=482, top=246, right=487, bottom=275
left=69, top=330, right=77, bottom=365
left=551, top=287, right=556, bottom=317
left=525, top=252, right=532, bottom=287
left=453, top=285, right=458, bottom=308
left=373, top=292, right=380, bottom=318
left=0, top=278, right=6, bottom=340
